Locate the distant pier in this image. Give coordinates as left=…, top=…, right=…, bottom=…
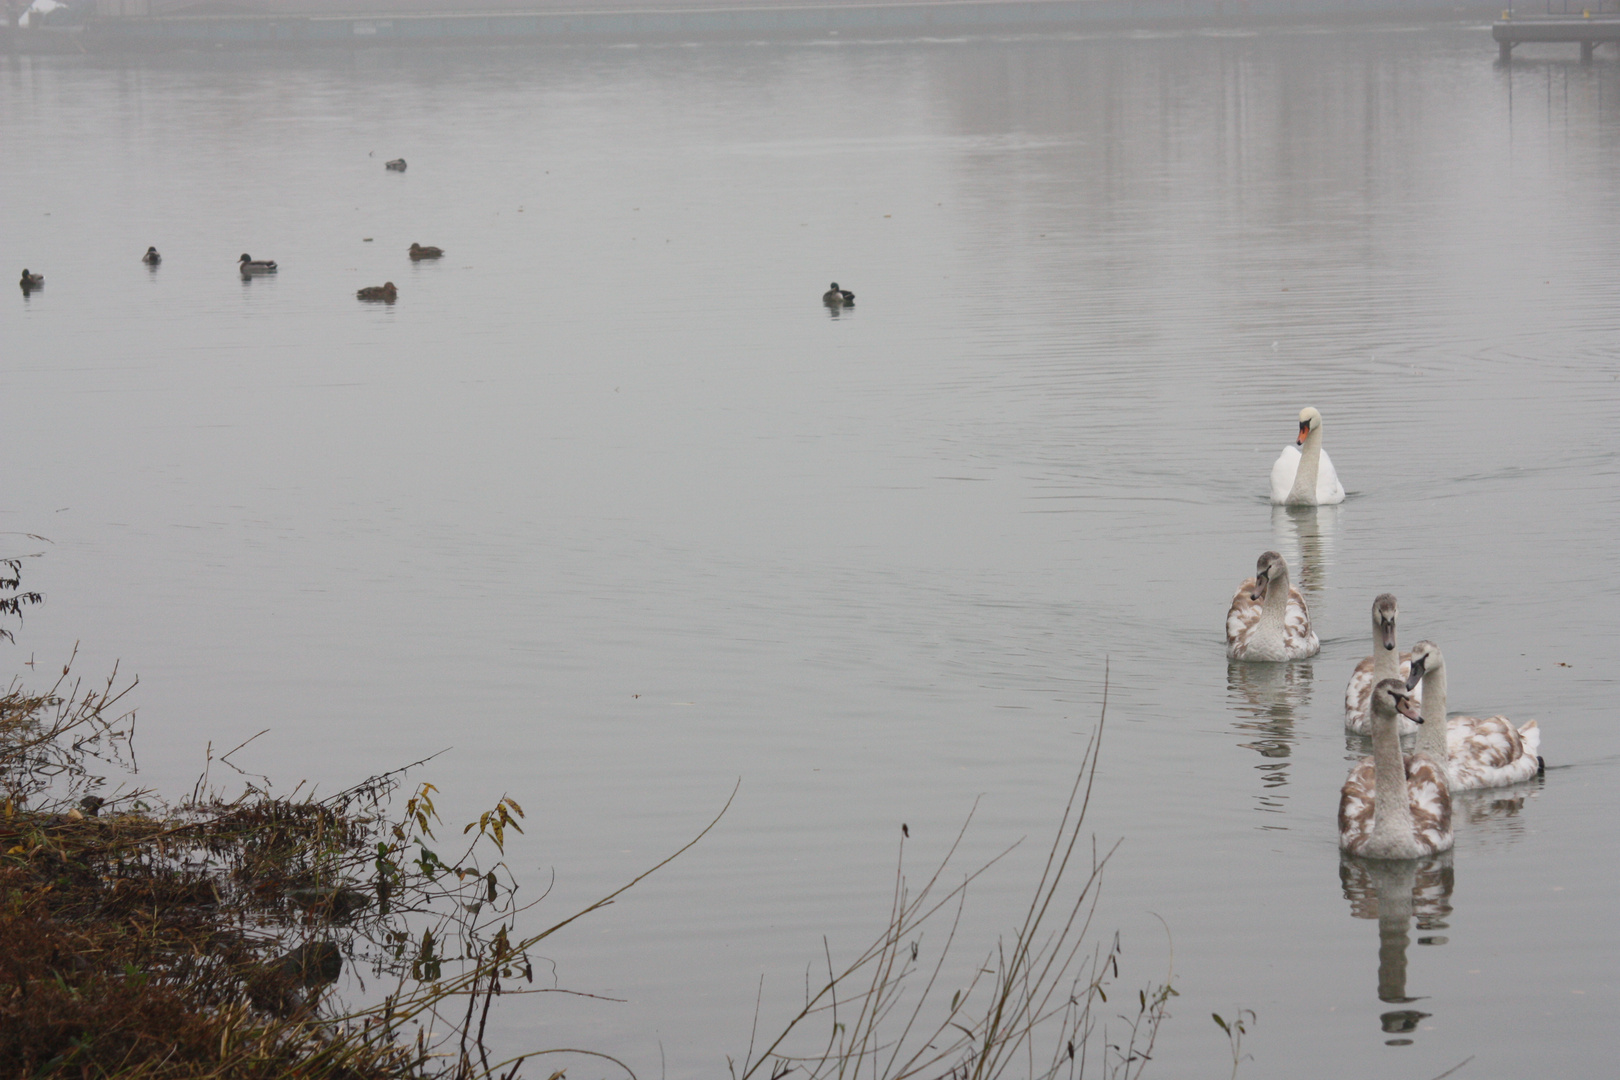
left=1493, top=12, right=1620, bottom=62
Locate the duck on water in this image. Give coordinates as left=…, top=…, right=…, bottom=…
left=822, top=282, right=855, bottom=307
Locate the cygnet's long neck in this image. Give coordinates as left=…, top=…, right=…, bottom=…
left=1370, top=704, right=1416, bottom=850
left=1415, top=661, right=1448, bottom=761
left=1288, top=426, right=1323, bottom=503
left=1257, top=564, right=1292, bottom=639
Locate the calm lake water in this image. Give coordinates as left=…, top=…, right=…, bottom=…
left=3, top=22, right=1618, bottom=1079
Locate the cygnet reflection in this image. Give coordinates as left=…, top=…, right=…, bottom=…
left=1451, top=783, right=1541, bottom=852
left=1227, top=660, right=1313, bottom=818
left=1270, top=503, right=1338, bottom=600
left=1339, top=853, right=1455, bottom=1046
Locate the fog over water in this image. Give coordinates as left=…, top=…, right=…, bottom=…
left=3, top=23, right=1618, bottom=1079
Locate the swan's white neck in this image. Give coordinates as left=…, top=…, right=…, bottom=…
left=1415, top=661, right=1448, bottom=762
left=1288, top=427, right=1322, bottom=504
left=1370, top=704, right=1417, bottom=852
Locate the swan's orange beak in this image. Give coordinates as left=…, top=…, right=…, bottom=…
left=1296, top=422, right=1310, bottom=445
left=1395, top=693, right=1423, bottom=723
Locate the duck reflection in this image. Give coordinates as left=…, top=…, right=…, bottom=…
left=1227, top=660, right=1312, bottom=817
left=1270, top=503, right=1337, bottom=599
left=1339, top=853, right=1454, bottom=1046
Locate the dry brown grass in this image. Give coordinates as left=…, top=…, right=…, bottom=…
left=0, top=650, right=582, bottom=1079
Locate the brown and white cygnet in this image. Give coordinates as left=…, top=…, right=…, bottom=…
left=1339, top=678, right=1453, bottom=860
left=1406, top=639, right=1543, bottom=791
left=1344, top=593, right=1421, bottom=735
left=1225, top=550, right=1319, bottom=662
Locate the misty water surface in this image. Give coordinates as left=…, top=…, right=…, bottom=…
left=3, top=22, right=1618, bottom=1079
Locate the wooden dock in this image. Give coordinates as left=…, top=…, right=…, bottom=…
left=1493, top=13, right=1620, bottom=63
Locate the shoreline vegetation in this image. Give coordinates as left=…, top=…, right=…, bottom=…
left=1, top=650, right=733, bottom=1079
left=2, top=562, right=1172, bottom=1079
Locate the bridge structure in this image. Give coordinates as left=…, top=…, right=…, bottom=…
left=1493, top=5, right=1620, bottom=62
left=1, top=0, right=1517, bottom=52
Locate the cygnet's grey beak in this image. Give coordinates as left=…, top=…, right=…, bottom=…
left=1405, top=656, right=1426, bottom=691
left=1381, top=621, right=1397, bottom=651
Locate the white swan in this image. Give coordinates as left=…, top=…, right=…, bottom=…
left=1344, top=593, right=1421, bottom=735
left=1225, top=550, right=1319, bottom=661
left=1270, top=407, right=1346, bottom=505
left=1407, top=640, right=1543, bottom=791
left=1339, top=679, right=1453, bottom=859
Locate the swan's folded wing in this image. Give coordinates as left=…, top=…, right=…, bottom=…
left=1447, top=715, right=1539, bottom=790
left=1225, top=579, right=1262, bottom=657
left=1448, top=715, right=1523, bottom=769
left=1343, top=657, right=1377, bottom=729
left=1270, top=445, right=1300, bottom=504
left=1517, top=719, right=1541, bottom=758
left=1284, top=587, right=1318, bottom=655
left=1405, top=753, right=1453, bottom=852
left=1337, top=758, right=1377, bottom=853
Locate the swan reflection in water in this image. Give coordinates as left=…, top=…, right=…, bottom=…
left=1339, top=853, right=1455, bottom=1045
left=1452, top=783, right=1539, bottom=849
left=1226, top=660, right=1313, bottom=820
left=1270, top=503, right=1337, bottom=600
